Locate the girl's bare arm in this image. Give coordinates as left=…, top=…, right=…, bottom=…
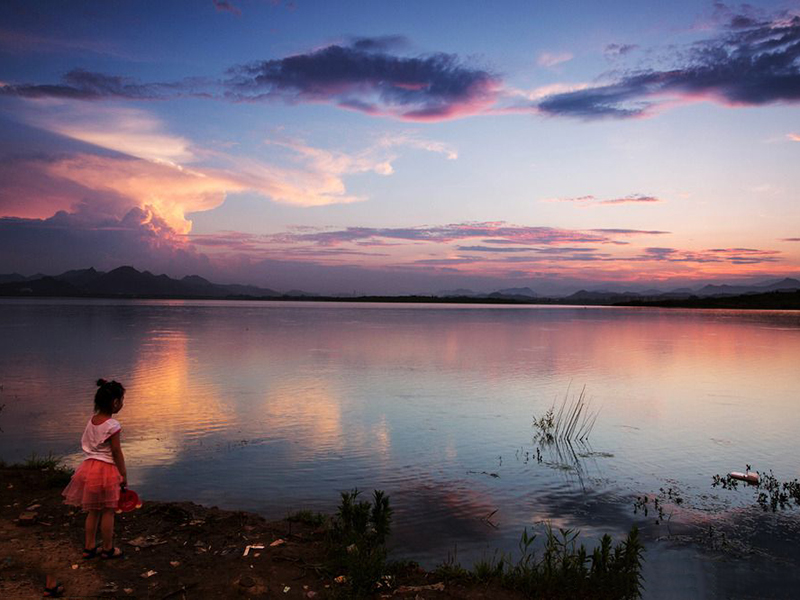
left=109, top=431, right=127, bottom=488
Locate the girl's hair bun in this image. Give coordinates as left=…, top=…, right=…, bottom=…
left=96, top=378, right=108, bottom=387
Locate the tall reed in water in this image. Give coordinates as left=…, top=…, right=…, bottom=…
left=533, top=385, right=599, bottom=443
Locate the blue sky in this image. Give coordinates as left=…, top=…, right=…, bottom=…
left=1, top=0, right=798, bottom=294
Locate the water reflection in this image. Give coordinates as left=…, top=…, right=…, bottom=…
left=1, top=300, right=799, bottom=596
left=259, top=380, right=344, bottom=461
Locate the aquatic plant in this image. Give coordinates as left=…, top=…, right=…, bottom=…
left=437, top=525, right=645, bottom=599
left=533, top=385, right=599, bottom=443
left=633, top=488, right=683, bottom=528
left=712, top=465, right=800, bottom=512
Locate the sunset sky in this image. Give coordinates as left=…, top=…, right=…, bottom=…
left=1, top=0, right=798, bottom=294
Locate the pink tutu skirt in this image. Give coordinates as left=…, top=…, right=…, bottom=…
left=62, top=459, right=122, bottom=510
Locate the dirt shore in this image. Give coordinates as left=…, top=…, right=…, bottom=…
left=0, top=467, right=519, bottom=599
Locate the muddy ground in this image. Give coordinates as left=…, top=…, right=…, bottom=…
left=0, top=467, right=521, bottom=599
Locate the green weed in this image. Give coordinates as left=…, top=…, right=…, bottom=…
left=287, top=509, right=327, bottom=527
left=437, top=525, right=645, bottom=599
left=18, top=452, right=74, bottom=487
left=328, top=488, right=394, bottom=598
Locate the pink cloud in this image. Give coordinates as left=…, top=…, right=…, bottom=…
left=537, top=52, right=574, bottom=68
left=544, top=194, right=663, bottom=206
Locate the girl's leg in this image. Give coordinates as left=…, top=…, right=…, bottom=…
left=100, top=508, right=115, bottom=550
left=84, top=510, right=100, bottom=550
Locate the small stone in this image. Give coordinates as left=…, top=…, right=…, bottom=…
left=140, top=570, right=157, bottom=579
left=123, top=589, right=133, bottom=595
left=17, top=511, right=37, bottom=525
left=283, top=586, right=291, bottom=593
left=170, top=561, right=180, bottom=567
left=306, top=592, right=317, bottom=598
left=269, top=539, right=285, bottom=547
left=71, top=564, right=79, bottom=570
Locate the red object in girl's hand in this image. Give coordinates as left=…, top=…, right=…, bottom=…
left=117, top=487, right=142, bottom=513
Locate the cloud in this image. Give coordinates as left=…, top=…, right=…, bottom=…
left=377, top=131, right=458, bottom=160
left=457, top=245, right=599, bottom=254
left=0, top=205, right=210, bottom=276
left=788, top=133, right=800, bottom=141
left=599, top=194, right=661, bottom=205
left=0, top=68, right=210, bottom=101
left=348, top=35, right=409, bottom=53
left=504, top=82, right=591, bottom=103
left=7, top=144, right=391, bottom=232
left=537, top=52, right=574, bottom=68
left=546, top=194, right=663, bottom=206
left=0, top=28, right=121, bottom=57
left=269, top=222, right=667, bottom=247
left=225, top=41, right=499, bottom=121
left=537, top=11, right=800, bottom=119
left=637, top=246, right=780, bottom=265
left=604, top=43, right=638, bottom=58
left=30, top=105, right=195, bottom=164
left=591, top=228, right=669, bottom=235
left=213, top=0, right=241, bottom=16
left=1, top=110, right=464, bottom=255
left=782, top=237, right=800, bottom=242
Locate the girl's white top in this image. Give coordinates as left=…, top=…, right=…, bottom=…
left=81, top=418, right=121, bottom=464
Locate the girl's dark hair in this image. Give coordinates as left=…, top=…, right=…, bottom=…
left=95, top=378, right=125, bottom=413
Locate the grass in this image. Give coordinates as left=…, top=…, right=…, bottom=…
left=287, top=509, right=327, bottom=528
left=6, top=452, right=75, bottom=487
left=534, top=385, right=599, bottom=444
left=22, top=451, right=63, bottom=470
left=436, top=525, right=645, bottom=599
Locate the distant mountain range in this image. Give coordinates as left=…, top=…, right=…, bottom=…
left=0, top=266, right=287, bottom=299
left=1, top=266, right=799, bottom=306
left=437, top=278, right=800, bottom=303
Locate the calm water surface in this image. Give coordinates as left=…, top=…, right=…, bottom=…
left=1, top=299, right=799, bottom=598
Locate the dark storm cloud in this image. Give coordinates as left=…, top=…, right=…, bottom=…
left=225, top=41, right=498, bottom=120
left=539, top=11, right=800, bottom=119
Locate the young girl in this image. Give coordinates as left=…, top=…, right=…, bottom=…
left=62, top=379, right=127, bottom=559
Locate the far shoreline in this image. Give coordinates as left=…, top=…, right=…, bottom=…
left=2, top=290, right=799, bottom=310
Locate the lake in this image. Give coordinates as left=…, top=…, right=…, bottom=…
left=1, top=299, right=799, bottom=598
